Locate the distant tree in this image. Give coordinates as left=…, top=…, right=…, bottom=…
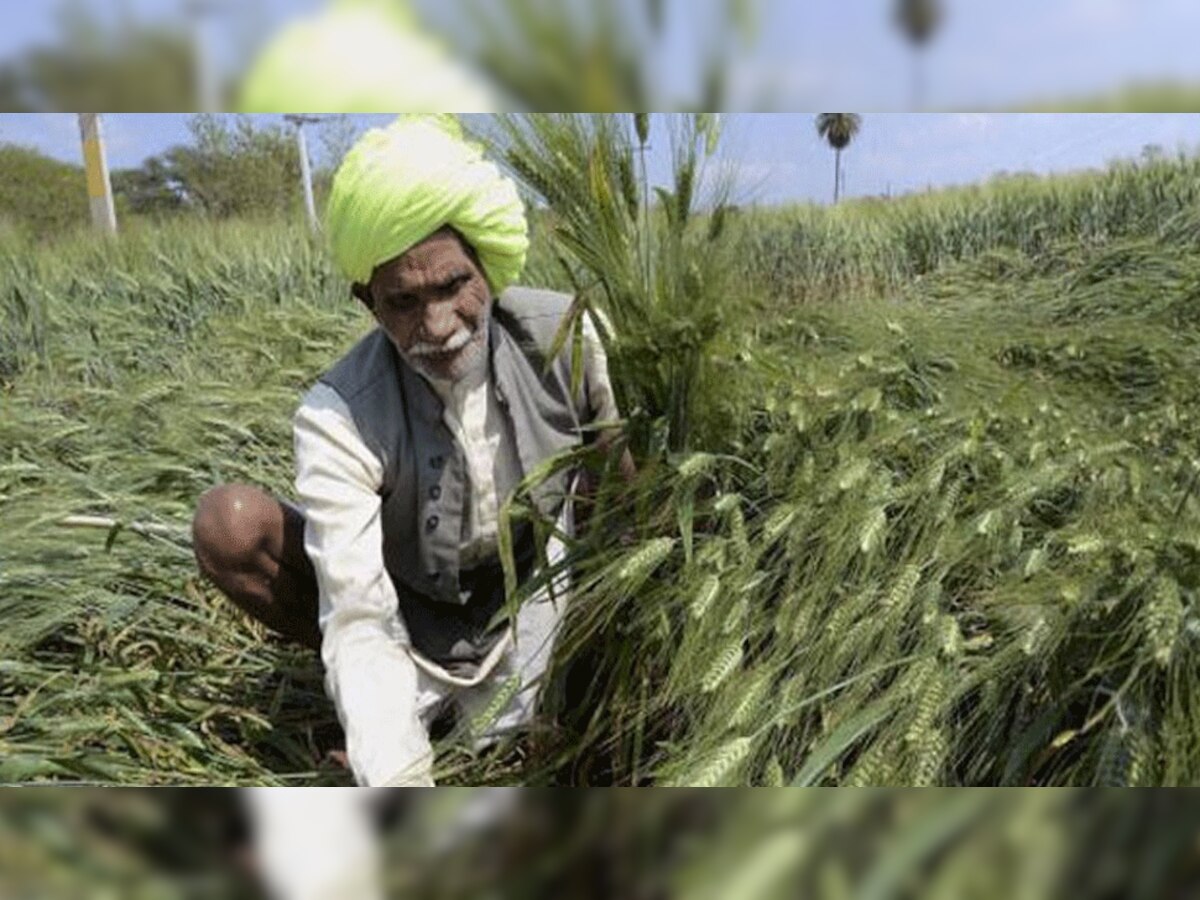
left=157, top=115, right=302, bottom=218
left=1140, top=143, right=1166, bottom=163
left=111, top=156, right=187, bottom=219
left=815, top=114, right=863, bottom=204
left=0, top=144, right=88, bottom=238
left=893, top=0, right=943, bottom=109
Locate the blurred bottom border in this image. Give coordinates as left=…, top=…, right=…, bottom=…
left=1, top=787, right=1198, bottom=899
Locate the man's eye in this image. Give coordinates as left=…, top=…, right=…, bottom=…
left=388, top=295, right=418, bottom=310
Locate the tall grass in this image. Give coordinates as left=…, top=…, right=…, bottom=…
left=733, top=151, right=1200, bottom=300
left=487, top=112, right=741, bottom=453
left=2, top=118, right=1199, bottom=785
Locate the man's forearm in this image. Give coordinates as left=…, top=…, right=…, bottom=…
left=322, top=620, right=435, bottom=787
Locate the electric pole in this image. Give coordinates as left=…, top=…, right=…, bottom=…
left=77, top=114, right=117, bottom=235
left=285, top=114, right=322, bottom=234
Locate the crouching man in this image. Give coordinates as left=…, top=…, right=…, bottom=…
left=191, top=115, right=632, bottom=786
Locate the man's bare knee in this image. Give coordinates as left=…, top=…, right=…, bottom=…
left=192, top=483, right=280, bottom=581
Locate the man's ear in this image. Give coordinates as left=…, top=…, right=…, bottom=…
left=351, top=282, right=374, bottom=312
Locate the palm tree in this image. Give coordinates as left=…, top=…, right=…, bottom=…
left=893, top=0, right=943, bottom=109
left=815, top=113, right=862, bottom=204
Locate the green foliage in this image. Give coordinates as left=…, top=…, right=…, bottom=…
left=156, top=115, right=304, bottom=219
left=815, top=113, right=863, bottom=151
left=488, top=113, right=743, bottom=453
left=0, top=144, right=88, bottom=239
left=733, top=149, right=1200, bottom=300
left=111, top=156, right=187, bottom=219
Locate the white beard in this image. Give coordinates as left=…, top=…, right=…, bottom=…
left=395, top=304, right=491, bottom=385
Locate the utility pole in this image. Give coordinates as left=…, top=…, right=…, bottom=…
left=285, top=114, right=322, bottom=234
left=77, top=114, right=117, bottom=235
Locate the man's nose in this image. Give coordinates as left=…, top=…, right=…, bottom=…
left=420, top=299, right=459, bottom=343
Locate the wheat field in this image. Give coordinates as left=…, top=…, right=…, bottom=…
left=2, top=117, right=1199, bottom=787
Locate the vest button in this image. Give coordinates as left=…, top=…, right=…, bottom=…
left=426, top=515, right=439, bottom=532
left=429, top=485, right=442, bottom=500
left=430, top=455, right=444, bottom=469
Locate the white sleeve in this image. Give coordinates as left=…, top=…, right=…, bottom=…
left=293, top=383, right=435, bottom=787
left=580, top=310, right=621, bottom=425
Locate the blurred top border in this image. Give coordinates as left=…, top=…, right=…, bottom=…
left=1, top=0, right=1199, bottom=113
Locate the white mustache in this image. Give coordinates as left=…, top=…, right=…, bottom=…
left=409, top=327, right=475, bottom=357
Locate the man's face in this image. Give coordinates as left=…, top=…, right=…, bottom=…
left=354, top=227, right=492, bottom=383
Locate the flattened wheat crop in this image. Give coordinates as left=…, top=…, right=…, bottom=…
left=0, top=220, right=355, bottom=784
left=545, top=227, right=1200, bottom=786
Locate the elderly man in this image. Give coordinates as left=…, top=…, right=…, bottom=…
left=191, top=115, right=631, bottom=787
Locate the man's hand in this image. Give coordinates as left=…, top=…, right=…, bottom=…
left=322, top=749, right=350, bottom=771
left=575, top=428, right=637, bottom=538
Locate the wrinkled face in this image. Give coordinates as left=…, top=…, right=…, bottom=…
left=353, top=226, right=492, bottom=383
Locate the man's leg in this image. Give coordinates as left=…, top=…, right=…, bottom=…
left=191, top=483, right=321, bottom=650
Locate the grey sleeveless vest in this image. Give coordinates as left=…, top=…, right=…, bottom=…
left=317, top=286, right=588, bottom=669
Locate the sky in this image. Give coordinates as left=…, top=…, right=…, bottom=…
left=3, top=1, right=1200, bottom=109
left=0, top=112, right=1196, bottom=208
left=754, top=0, right=1200, bottom=108
left=722, top=113, right=1200, bottom=204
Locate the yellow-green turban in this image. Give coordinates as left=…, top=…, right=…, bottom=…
left=325, top=114, right=528, bottom=294
left=237, top=0, right=495, bottom=113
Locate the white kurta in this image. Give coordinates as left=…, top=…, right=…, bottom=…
left=292, top=312, right=618, bottom=787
